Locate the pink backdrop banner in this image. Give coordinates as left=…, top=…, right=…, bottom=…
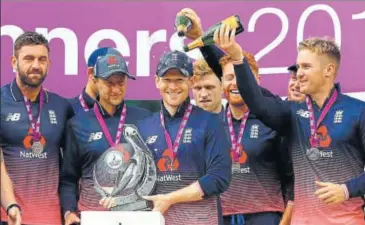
left=1, top=1, right=364, bottom=99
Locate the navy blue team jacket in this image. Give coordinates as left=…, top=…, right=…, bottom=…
left=233, top=61, right=365, bottom=224
left=68, top=88, right=95, bottom=114
left=1, top=80, right=74, bottom=224
left=200, top=45, right=294, bottom=203
left=136, top=98, right=231, bottom=225
left=59, top=101, right=152, bottom=213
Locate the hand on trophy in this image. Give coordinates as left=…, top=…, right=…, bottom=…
left=99, top=196, right=117, bottom=209
left=177, top=8, right=203, bottom=40
left=142, top=194, right=173, bottom=214
left=214, top=23, right=243, bottom=62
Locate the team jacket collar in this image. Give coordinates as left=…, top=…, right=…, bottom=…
left=10, top=79, right=49, bottom=103
left=94, top=100, right=125, bottom=118
left=81, top=88, right=96, bottom=109
left=307, top=82, right=341, bottom=109
left=223, top=102, right=256, bottom=122
left=161, top=97, right=191, bottom=118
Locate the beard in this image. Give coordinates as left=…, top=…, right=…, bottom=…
left=224, top=88, right=245, bottom=107
left=17, top=64, right=47, bottom=88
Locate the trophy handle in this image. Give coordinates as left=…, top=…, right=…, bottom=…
left=135, top=152, right=157, bottom=197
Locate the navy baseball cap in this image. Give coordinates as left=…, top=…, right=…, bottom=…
left=94, top=54, right=135, bottom=80
left=87, top=47, right=122, bottom=67
left=156, top=50, right=193, bottom=77
left=287, top=64, right=298, bottom=73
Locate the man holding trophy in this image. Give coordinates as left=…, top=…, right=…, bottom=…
left=135, top=50, right=232, bottom=225
left=59, top=51, right=155, bottom=225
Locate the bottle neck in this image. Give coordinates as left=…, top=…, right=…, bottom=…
left=185, top=38, right=204, bottom=51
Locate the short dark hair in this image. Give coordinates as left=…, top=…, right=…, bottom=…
left=13, top=31, right=50, bottom=58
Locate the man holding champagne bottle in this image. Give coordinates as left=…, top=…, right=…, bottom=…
left=177, top=8, right=295, bottom=225
left=211, top=16, right=365, bottom=225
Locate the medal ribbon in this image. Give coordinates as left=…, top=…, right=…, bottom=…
left=79, top=93, right=90, bottom=112
left=23, top=88, right=45, bottom=141
left=94, top=103, right=127, bottom=147
left=306, top=90, right=338, bottom=147
left=160, top=104, right=193, bottom=164
left=226, top=108, right=249, bottom=162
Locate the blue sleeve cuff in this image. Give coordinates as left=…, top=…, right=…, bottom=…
left=344, top=172, right=365, bottom=198
left=198, top=175, right=224, bottom=197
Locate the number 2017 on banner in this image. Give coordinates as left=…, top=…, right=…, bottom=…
left=247, top=4, right=365, bottom=75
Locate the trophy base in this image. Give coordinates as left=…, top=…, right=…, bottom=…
left=111, top=199, right=153, bottom=211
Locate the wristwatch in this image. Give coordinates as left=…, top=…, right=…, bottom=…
left=6, top=203, right=22, bottom=215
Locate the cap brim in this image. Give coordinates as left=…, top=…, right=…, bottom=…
left=157, top=66, right=191, bottom=77
left=98, top=69, right=136, bottom=80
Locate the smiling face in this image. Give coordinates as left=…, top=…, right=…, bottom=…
left=222, top=62, right=244, bottom=106
left=296, top=38, right=340, bottom=95
left=220, top=51, right=261, bottom=106
left=221, top=62, right=260, bottom=107
left=296, top=49, right=328, bottom=95
left=287, top=71, right=305, bottom=102
left=155, top=68, right=191, bottom=109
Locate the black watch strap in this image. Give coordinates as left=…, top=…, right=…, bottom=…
left=6, top=203, right=22, bottom=215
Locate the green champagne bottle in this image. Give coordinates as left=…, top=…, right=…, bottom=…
left=175, top=15, right=192, bottom=37
left=183, top=15, right=244, bottom=52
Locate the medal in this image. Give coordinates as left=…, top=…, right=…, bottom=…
left=31, top=141, right=44, bottom=155
left=232, top=162, right=241, bottom=173
left=306, top=147, right=320, bottom=161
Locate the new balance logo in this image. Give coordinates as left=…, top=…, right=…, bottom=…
left=5, top=113, right=21, bottom=121
left=297, top=109, right=310, bottom=118
left=88, top=132, right=103, bottom=142
left=146, top=135, right=158, bottom=144
left=334, top=110, right=343, bottom=123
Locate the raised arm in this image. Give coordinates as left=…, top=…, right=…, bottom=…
left=213, top=24, right=292, bottom=134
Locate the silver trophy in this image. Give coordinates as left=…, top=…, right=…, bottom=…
left=93, top=124, right=157, bottom=211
